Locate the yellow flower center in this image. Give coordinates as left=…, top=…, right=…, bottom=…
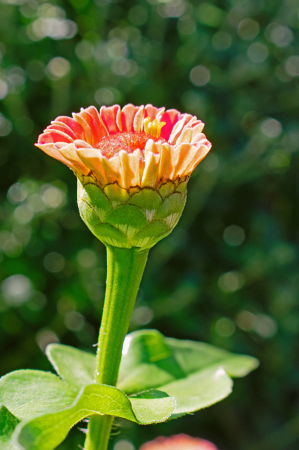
left=144, top=118, right=166, bottom=138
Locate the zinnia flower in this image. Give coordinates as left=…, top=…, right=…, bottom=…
left=139, top=434, right=218, bottom=450
left=36, top=104, right=211, bottom=249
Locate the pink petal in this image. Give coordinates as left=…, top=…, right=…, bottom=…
left=100, top=105, right=121, bottom=134
left=47, top=124, right=76, bottom=140
left=73, top=139, right=93, bottom=149
left=58, top=143, right=91, bottom=175
left=133, top=105, right=144, bottom=132
left=189, top=119, right=204, bottom=129
left=38, top=130, right=73, bottom=144
left=55, top=116, right=85, bottom=140
left=35, top=143, right=76, bottom=170
left=85, top=106, right=109, bottom=142
left=73, top=113, right=93, bottom=145
left=85, top=106, right=108, bottom=138
left=144, top=104, right=160, bottom=121
left=140, top=434, right=218, bottom=450
left=169, top=114, right=195, bottom=144
left=159, top=109, right=180, bottom=140
left=78, top=108, right=104, bottom=146
left=120, top=104, right=140, bottom=132
left=182, top=113, right=195, bottom=126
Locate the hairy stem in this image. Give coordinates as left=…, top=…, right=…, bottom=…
left=84, top=246, right=149, bottom=450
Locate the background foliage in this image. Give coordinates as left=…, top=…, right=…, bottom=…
left=0, top=0, right=298, bottom=449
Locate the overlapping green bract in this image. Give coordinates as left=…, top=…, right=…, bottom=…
left=77, top=177, right=188, bottom=249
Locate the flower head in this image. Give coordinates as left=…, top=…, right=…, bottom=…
left=36, top=104, right=211, bottom=189
left=36, top=104, right=211, bottom=249
left=140, top=434, right=218, bottom=450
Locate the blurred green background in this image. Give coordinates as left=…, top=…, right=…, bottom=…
left=0, top=0, right=299, bottom=449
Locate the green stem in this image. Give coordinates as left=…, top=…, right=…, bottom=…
left=84, top=245, right=149, bottom=450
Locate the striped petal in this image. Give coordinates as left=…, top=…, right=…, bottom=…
left=142, top=140, right=161, bottom=187
left=133, top=105, right=144, bottom=133
left=39, top=130, right=73, bottom=144
left=120, top=104, right=140, bottom=132
left=46, top=124, right=77, bottom=140
left=73, top=113, right=93, bottom=144
left=100, top=105, right=121, bottom=134
left=35, top=143, right=73, bottom=168
left=78, top=108, right=107, bottom=145
left=57, top=143, right=91, bottom=175
left=159, top=109, right=180, bottom=140
left=54, top=116, right=85, bottom=140
left=144, top=104, right=165, bottom=121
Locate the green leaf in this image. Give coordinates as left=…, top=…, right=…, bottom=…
left=0, top=331, right=257, bottom=449
left=0, top=370, right=78, bottom=420
left=166, top=336, right=259, bottom=378
left=11, top=385, right=174, bottom=450
left=118, top=330, right=259, bottom=417
left=0, top=405, right=20, bottom=449
left=0, top=368, right=175, bottom=450
left=155, top=366, right=232, bottom=417
left=123, top=330, right=259, bottom=416
left=46, top=344, right=95, bottom=389
left=46, top=330, right=258, bottom=420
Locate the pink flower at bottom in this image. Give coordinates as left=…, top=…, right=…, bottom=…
left=140, top=434, right=219, bottom=450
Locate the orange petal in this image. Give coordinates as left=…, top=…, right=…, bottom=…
left=133, top=105, right=144, bottom=133
left=80, top=106, right=109, bottom=145
left=189, top=119, right=204, bottom=130
left=121, top=104, right=140, bottom=132
left=174, top=141, right=212, bottom=176
left=39, top=130, right=73, bottom=144
left=57, top=143, right=91, bottom=175
left=55, top=116, right=85, bottom=140
left=158, top=143, right=175, bottom=180
left=168, top=114, right=195, bottom=144
left=47, top=124, right=77, bottom=140
left=118, top=150, right=142, bottom=188
left=74, top=139, right=93, bottom=149
left=85, top=106, right=109, bottom=138
left=191, top=132, right=207, bottom=144
left=76, top=148, right=109, bottom=185
left=144, top=104, right=162, bottom=121
left=100, top=105, right=121, bottom=134
left=35, top=142, right=76, bottom=171
left=176, top=128, right=193, bottom=144
left=159, top=109, right=180, bottom=140
left=73, top=113, right=93, bottom=144
left=142, top=140, right=161, bottom=187
left=77, top=109, right=102, bottom=146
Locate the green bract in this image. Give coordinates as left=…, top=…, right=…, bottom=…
left=77, top=176, right=188, bottom=249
